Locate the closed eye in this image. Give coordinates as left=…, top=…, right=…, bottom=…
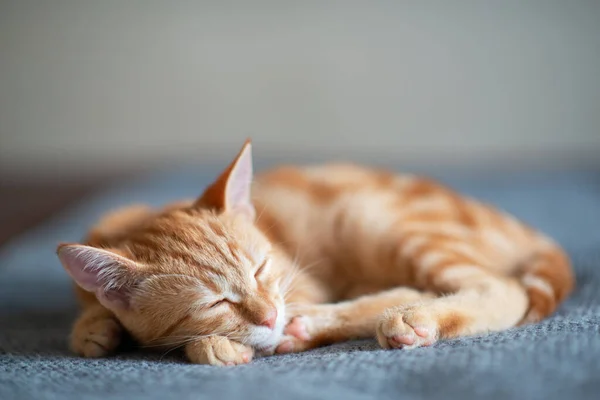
left=209, top=299, right=228, bottom=308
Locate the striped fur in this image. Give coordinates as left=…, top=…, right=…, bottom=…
left=57, top=141, right=574, bottom=365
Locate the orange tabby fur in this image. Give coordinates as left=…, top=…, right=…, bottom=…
left=57, top=140, right=574, bottom=365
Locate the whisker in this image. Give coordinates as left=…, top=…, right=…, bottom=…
left=254, top=201, right=269, bottom=225
left=144, top=328, right=233, bottom=348
left=144, top=334, right=213, bottom=348
left=279, top=257, right=326, bottom=300
left=159, top=343, right=186, bottom=361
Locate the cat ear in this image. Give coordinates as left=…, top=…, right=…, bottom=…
left=195, top=139, right=255, bottom=220
left=57, top=243, right=140, bottom=311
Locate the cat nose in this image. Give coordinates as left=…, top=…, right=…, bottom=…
left=259, top=307, right=278, bottom=329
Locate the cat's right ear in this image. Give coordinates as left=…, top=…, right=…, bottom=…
left=195, top=139, right=255, bottom=220
left=57, top=243, right=140, bottom=311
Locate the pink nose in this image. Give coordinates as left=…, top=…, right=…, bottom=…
left=259, top=307, right=278, bottom=329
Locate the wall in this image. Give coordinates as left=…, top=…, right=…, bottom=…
left=1, top=1, right=599, bottom=178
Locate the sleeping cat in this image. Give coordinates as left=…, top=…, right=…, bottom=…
left=56, top=140, right=574, bottom=365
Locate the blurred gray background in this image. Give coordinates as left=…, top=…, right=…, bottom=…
left=1, top=0, right=599, bottom=180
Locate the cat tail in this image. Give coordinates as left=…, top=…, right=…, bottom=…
left=518, top=236, right=575, bottom=324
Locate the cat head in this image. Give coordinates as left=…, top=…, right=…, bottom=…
left=57, top=140, right=287, bottom=352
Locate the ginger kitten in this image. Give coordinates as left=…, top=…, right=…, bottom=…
left=57, top=140, right=574, bottom=365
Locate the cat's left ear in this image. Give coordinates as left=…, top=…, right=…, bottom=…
left=57, top=243, right=141, bottom=311
left=195, top=139, right=255, bottom=220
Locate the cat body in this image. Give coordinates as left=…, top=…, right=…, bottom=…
left=57, top=141, right=574, bottom=365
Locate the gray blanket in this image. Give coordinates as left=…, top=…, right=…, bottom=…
left=1, top=165, right=599, bottom=400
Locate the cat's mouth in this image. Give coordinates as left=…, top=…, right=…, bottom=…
left=247, top=305, right=286, bottom=351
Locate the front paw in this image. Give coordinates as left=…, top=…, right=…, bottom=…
left=376, top=305, right=438, bottom=349
left=185, top=336, right=254, bottom=366
left=71, top=317, right=123, bottom=358
left=275, top=316, right=314, bottom=354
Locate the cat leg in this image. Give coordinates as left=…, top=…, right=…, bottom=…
left=376, top=256, right=529, bottom=349
left=70, top=303, right=123, bottom=357
left=185, top=336, right=254, bottom=366
left=276, top=287, right=432, bottom=353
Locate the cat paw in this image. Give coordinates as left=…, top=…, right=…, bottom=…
left=376, top=306, right=438, bottom=349
left=185, top=336, right=254, bottom=366
left=275, top=316, right=313, bottom=354
left=71, top=317, right=123, bottom=358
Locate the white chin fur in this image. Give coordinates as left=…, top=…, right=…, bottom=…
left=247, top=305, right=286, bottom=350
